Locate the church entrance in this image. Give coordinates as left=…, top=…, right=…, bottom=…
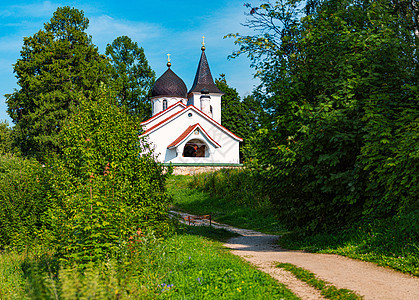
left=183, top=139, right=207, bottom=157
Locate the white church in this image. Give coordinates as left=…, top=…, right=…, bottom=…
left=140, top=43, right=242, bottom=165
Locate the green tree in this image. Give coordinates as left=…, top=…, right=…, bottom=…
left=230, top=0, right=417, bottom=231
left=6, top=6, right=110, bottom=159
left=216, top=75, right=251, bottom=141
left=0, top=121, right=13, bottom=155
left=106, top=36, right=155, bottom=120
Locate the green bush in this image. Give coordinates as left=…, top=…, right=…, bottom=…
left=0, top=154, right=51, bottom=249
left=48, top=89, right=173, bottom=265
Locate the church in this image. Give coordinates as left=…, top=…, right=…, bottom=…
left=140, top=42, right=242, bottom=165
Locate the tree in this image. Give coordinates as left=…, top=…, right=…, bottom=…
left=230, top=0, right=418, bottom=231
left=216, top=74, right=259, bottom=161
left=106, top=36, right=155, bottom=120
left=216, top=75, right=251, bottom=140
left=6, top=6, right=110, bottom=159
left=0, top=121, right=13, bottom=155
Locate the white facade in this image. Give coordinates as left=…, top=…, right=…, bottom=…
left=141, top=105, right=241, bottom=164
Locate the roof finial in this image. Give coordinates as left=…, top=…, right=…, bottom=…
left=201, top=36, right=206, bottom=51
left=167, top=53, right=171, bottom=67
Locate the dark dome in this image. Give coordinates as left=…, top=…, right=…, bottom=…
left=152, top=68, right=187, bottom=98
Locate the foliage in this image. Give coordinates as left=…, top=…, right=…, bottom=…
left=106, top=35, right=155, bottom=120
left=48, top=88, right=172, bottom=265
left=228, top=0, right=418, bottom=232
left=277, top=263, right=362, bottom=299
left=216, top=75, right=261, bottom=161
left=0, top=121, right=13, bottom=154
left=216, top=75, right=252, bottom=140
left=0, top=231, right=297, bottom=299
left=6, top=6, right=110, bottom=159
left=0, top=155, right=51, bottom=249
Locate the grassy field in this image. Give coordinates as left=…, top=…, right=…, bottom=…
left=0, top=224, right=297, bottom=299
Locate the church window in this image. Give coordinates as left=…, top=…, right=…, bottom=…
left=163, top=99, right=168, bottom=110
left=183, top=139, right=206, bottom=157
left=188, top=112, right=193, bottom=118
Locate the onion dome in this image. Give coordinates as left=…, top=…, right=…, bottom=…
left=151, top=65, right=187, bottom=98
left=188, top=47, right=222, bottom=94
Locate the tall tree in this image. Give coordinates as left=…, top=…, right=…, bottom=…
left=6, top=6, right=110, bottom=159
left=106, top=36, right=155, bottom=120
left=230, top=0, right=417, bottom=231
left=216, top=75, right=251, bottom=140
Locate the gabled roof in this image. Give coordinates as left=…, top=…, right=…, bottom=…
left=188, top=49, right=222, bottom=94
left=140, top=105, right=243, bottom=142
left=141, top=101, right=186, bottom=126
left=167, top=123, right=221, bottom=149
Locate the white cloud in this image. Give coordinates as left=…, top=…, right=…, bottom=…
left=88, top=15, right=165, bottom=51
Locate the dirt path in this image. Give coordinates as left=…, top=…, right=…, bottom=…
left=171, top=211, right=419, bottom=300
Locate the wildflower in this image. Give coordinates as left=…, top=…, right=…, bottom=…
left=197, top=277, right=202, bottom=285
left=159, top=283, right=174, bottom=292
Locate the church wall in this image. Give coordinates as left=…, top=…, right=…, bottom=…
left=188, top=93, right=222, bottom=124
left=151, top=97, right=187, bottom=116
left=145, top=109, right=240, bottom=164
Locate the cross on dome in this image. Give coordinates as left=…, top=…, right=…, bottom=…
left=201, top=36, right=206, bottom=51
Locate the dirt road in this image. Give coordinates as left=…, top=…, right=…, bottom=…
left=171, top=211, right=419, bottom=300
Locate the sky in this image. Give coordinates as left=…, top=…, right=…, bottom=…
left=0, top=0, right=260, bottom=124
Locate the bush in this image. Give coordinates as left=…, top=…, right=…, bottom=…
left=48, top=89, right=173, bottom=265
left=191, top=168, right=271, bottom=212
left=0, top=154, right=51, bottom=249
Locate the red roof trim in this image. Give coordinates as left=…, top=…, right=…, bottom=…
left=188, top=105, right=243, bottom=141
left=140, top=105, right=243, bottom=142
left=167, top=123, right=221, bottom=149
left=140, top=108, right=183, bottom=136
left=141, top=101, right=186, bottom=125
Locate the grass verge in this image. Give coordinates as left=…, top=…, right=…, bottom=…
left=0, top=230, right=298, bottom=299
left=277, top=263, right=362, bottom=300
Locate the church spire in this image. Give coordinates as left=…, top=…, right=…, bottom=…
left=188, top=42, right=222, bottom=94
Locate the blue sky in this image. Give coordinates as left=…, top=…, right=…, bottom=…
left=0, top=0, right=259, bottom=124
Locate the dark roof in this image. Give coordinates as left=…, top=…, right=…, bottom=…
left=152, top=67, right=187, bottom=98
left=188, top=50, right=222, bottom=94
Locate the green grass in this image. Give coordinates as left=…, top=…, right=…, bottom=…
left=179, top=223, right=240, bottom=242
left=279, top=222, right=419, bottom=276
left=167, top=175, right=286, bottom=234
left=0, top=232, right=298, bottom=299
left=277, top=263, right=362, bottom=300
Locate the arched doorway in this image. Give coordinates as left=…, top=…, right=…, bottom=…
left=183, top=139, right=207, bottom=157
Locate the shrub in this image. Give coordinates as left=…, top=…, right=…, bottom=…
left=0, top=154, right=50, bottom=249
left=49, top=89, right=173, bottom=265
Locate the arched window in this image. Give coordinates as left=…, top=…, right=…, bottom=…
left=183, top=139, right=207, bottom=157
left=163, top=99, right=168, bottom=110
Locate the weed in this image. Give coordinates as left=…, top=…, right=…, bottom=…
left=277, top=263, right=362, bottom=299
